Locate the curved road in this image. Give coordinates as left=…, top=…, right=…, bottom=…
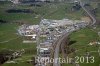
left=79, top=0, right=96, bottom=25
left=53, top=0, right=97, bottom=66
left=53, top=31, right=71, bottom=66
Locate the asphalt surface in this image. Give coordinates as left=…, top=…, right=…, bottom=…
left=53, top=1, right=96, bottom=66
left=53, top=31, right=71, bottom=66
left=79, top=0, right=96, bottom=25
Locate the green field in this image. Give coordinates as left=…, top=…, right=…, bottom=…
left=0, top=1, right=100, bottom=66
left=0, top=1, right=85, bottom=24
left=63, top=27, right=100, bottom=66
left=0, top=23, right=36, bottom=66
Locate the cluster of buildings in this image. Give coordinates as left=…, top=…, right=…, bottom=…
left=40, top=18, right=88, bottom=28
left=17, top=18, right=89, bottom=66
left=36, top=18, right=89, bottom=66
left=18, top=18, right=88, bottom=43
left=18, top=24, right=39, bottom=43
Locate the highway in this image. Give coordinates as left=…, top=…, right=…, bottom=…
left=53, top=0, right=97, bottom=66
left=79, top=0, right=96, bottom=26
left=35, top=0, right=97, bottom=66
left=53, top=31, right=71, bottom=66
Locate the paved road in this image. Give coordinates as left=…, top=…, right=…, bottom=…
left=79, top=0, right=96, bottom=25
left=35, top=0, right=97, bottom=66
left=53, top=1, right=97, bottom=66
left=53, top=31, right=72, bottom=66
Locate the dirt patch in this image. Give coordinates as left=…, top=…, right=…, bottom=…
left=81, top=17, right=91, bottom=23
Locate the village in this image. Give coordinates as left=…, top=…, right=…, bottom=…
left=17, top=18, right=89, bottom=66
left=0, top=0, right=100, bottom=66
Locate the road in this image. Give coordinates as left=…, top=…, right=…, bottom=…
left=53, top=31, right=72, bottom=66
left=53, top=0, right=97, bottom=66
left=79, top=0, right=96, bottom=26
